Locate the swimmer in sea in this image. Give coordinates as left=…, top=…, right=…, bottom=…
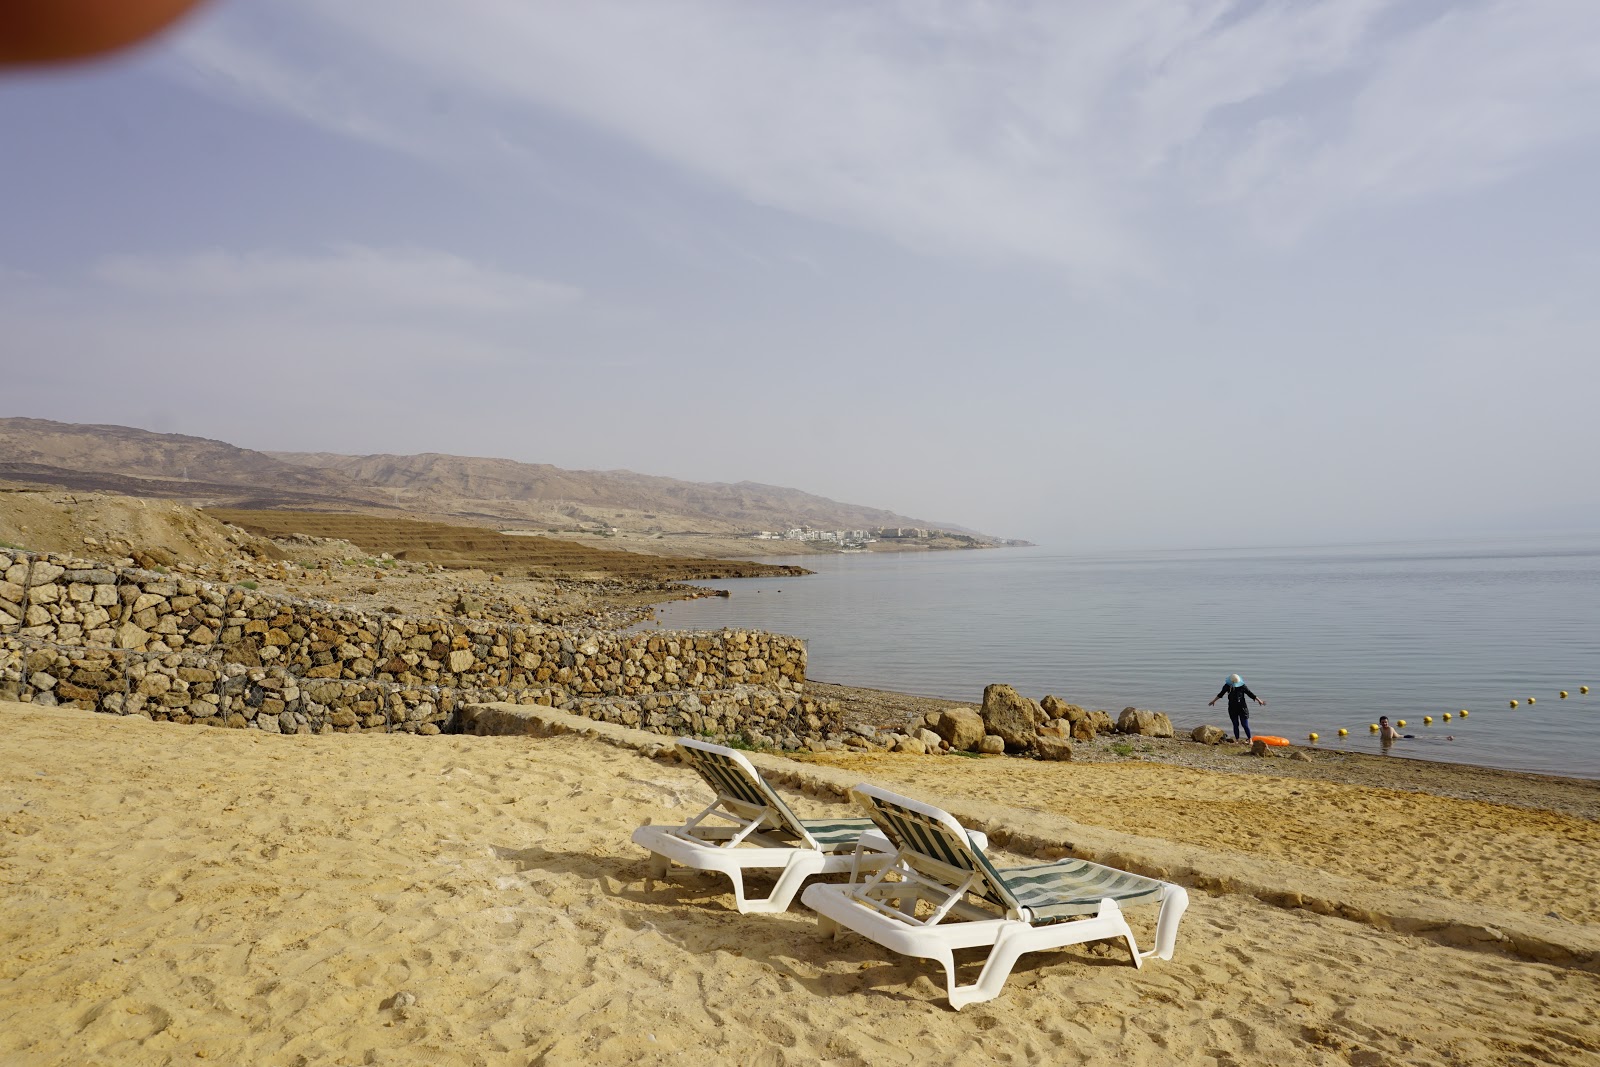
left=1378, top=716, right=1406, bottom=743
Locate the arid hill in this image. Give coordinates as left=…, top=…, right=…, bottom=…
left=205, top=509, right=807, bottom=581
left=271, top=450, right=950, bottom=533
left=0, top=418, right=1007, bottom=551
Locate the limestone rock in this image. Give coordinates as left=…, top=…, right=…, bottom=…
left=978, top=734, right=1006, bottom=755
left=116, top=623, right=150, bottom=650
left=1034, top=735, right=1072, bottom=761
left=1039, top=695, right=1087, bottom=723
left=1251, top=738, right=1276, bottom=757
left=1072, top=717, right=1099, bottom=741
left=1117, top=708, right=1174, bottom=738
left=980, top=684, right=1042, bottom=751
left=916, top=727, right=945, bottom=751
left=1288, top=750, right=1311, bottom=762
left=894, top=735, right=928, bottom=755
left=933, top=707, right=985, bottom=752
left=1191, top=724, right=1226, bottom=745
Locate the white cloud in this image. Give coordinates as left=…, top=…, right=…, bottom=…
left=1222, top=0, right=1600, bottom=237
left=164, top=1, right=1600, bottom=281
left=93, top=246, right=580, bottom=315
left=172, top=15, right=412, bottom=152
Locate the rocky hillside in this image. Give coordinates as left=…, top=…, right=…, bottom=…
left=271, top=450, right=956, bottom=533
left=0, top=418, right=342, bottom=492
left=0, top=418, right=1001, bottom=546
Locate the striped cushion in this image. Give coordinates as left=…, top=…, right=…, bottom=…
left=859, top=792, right=1013, bottom=911
left=858, top=788, right=1165, bottom=925
left=679, top=743, right=814, bottom=844
left=798, top=818, right=876, bottom=852
left=994, top=858, right=1166, bottom=925
left=686, top=746, right=774, bottom=810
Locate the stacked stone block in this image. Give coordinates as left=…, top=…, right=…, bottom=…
left=1, top=547, right=839, bottom=747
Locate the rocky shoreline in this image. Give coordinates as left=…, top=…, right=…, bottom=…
left=807, top=680, right=1600, bottom=818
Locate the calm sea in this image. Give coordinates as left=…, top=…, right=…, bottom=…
left=648, top=535, right=1600, bottom=780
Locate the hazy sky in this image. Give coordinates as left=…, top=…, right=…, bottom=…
left=4, top=1, right=1598, bottom=549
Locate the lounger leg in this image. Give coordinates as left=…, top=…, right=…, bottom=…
left=735, top=859, right=815, bottom=915
left=1139, top=885, right=1189, bottom=963
left=951, top=927, right=1032, bottom=1010
left=644, top=853, right=671, bottom=885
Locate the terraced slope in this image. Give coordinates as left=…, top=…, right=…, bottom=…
left=205, top=509, right=809, bottom=581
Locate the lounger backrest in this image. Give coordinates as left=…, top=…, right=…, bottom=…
left=850, top=784, right=1019, bottom=916
left=676, top=738, right=819, bottom=848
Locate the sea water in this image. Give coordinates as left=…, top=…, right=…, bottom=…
left=647, top=534, right=1600, bottom=779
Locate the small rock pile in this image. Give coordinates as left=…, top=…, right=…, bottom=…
left=859, top=683, right=1175, bottom=761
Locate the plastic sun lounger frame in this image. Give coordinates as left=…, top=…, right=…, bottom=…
left=631, top=738, right=890, bottom=914
left=801, top=784, right=1190, bottom=1009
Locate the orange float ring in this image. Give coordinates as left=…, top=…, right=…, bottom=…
left=1252, top=735, right=1291, bottom=747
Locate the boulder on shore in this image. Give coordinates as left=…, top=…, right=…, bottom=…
left=978, top=734, right=1006, bottom=755
left=1191, top=724, right=1226, bottom=745
left=933, top=708, right=984, bottom=752
left=1117, top=708, right=1174, bottom=738
left=1034, top=734, right=1073, bottom=761
left=981, top=684, right=1043, bottom=752
left=1039, top=695, right=1087, bottom=723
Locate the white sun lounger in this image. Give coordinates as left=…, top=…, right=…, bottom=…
left=801, top=783, right=1189, bottom=1009
left=631, top=738, right=888, bottom=914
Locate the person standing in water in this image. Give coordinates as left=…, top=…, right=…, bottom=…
left=1209, top=673, right=1266, bottom=742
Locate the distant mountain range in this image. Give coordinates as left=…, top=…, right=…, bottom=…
left=0, top=418, right=1009, bottom=544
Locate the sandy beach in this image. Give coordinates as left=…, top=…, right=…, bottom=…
left=3, top=701, right=1597, bottom=1066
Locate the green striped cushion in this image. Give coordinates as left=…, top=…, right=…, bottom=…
left=680, top=744, right=814, bottom=844
left=686, top=747, right=773, bottom=810
left=859, top=793, right=1013, bottom=911
left=798, top=818, right=876, bottom=852
left=994, top=858, right=1166, bottom=925
left=859, top=789, right=1165, bottom=925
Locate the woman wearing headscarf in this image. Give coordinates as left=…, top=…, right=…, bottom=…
left=1208, top=673, right=1265, bottom=742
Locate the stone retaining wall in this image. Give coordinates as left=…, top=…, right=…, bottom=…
left=0, top=548, right=842, bottom=747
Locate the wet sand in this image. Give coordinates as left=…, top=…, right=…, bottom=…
left=2, top=700, right=1597, bottom=1065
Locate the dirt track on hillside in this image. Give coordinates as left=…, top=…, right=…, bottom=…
left=205, top=509, right=808, bottom=581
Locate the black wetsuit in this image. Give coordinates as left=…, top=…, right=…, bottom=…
left=1214, top=683, right=1260, bottom=740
